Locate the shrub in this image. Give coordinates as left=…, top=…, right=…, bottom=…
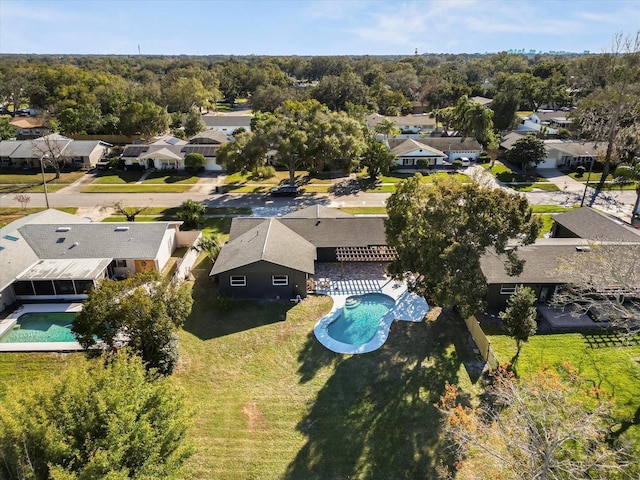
left=452, top=159, right=463, bottom=170
left=575, top=165, right=586, bottom=178
left=255, top=165, right=276, bottom=179
left=184, top=153, right=206, bottom=172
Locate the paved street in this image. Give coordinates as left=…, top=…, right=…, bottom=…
left=0, top=169, right=636, bottom=224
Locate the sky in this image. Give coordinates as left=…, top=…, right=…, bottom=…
left=1, top=0, right=639, bottom=56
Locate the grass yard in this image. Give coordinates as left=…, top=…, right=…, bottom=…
left=339, top=207, right=387, bottom=215
left=484, top=161, right=548, bottom=184
left=142, top=173, right=199, bottom=184
left=83, top=184, right=193, bottom=193
left=0, top=270, right=480, bottom=479
left=0, top=184, right=68, bottom=194
left=487, top=332, right=640, bottom=447
left=0, top=170, right=85, bottom=184
left=174, top=271, right=478, bottom=479
left=535, top=214, right=555, bottom=237
left=224, top=171, right=307, bottom=185
left=92, top=171, right=144, bottom=184
left=0, top=207, right=78, bottom=228
left=510, top=183, right=560, bottom=192
left=530, top=205, right=577, bottom=213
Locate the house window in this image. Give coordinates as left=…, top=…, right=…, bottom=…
left=230, top=276, right=246, bottom=287
left=500, top=284, right=517, bottom=295
left=402, top=158, right=415, bottom=166
left=114, top=259, right=126, bottom=268
left=272, top=275, right=288, bottom=286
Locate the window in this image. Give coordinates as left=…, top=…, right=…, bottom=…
left=230, top=276, right=246, bottom=287
left=402, top=158, right=415, bottom=166
left=33, top=280, right=55, bottom=295
left=500, top=284, right=517, bottom=295
left=114, top=259, right=126, bottom=268
left=53, top=280, right=75, bottom=295
left=272, top=275, right=288, bottom=286
left=14, top=281, right=34, bottom=296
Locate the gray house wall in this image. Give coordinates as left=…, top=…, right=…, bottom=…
left=551, top=223, right=579, bottom=239
left=217, top=261, right=308, bottom=299
left=486, top=283, right=558, bottom=310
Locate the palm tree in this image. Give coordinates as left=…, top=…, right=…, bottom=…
left=193, top=234, right=223, bottom=263
left=613, top=158, right=640, bottom=226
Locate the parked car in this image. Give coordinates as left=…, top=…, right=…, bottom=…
left=270, top=184, right=299, bottom=197
left=459, top=157, right=471, bottom=167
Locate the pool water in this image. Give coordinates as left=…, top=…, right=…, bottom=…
left=0, top=312, right=77, bottom=343
left=327, top=293, right=396, bottom=345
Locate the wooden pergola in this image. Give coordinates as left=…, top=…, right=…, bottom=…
left=335, top=245, right=397, bottom=262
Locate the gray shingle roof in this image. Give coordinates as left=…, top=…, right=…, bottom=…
left=211, top=218, right=316, bottom=275
left=228, top=216, right=388, bottom=248
left=202, top=115, right=253, bottom=127
left=553, top=207, right=640, bottom=242
left=389, top=138, right=445, bottom=157
left=189, top=130, right=230, bottom=144
left=0, top=210, right=91, bottom=290
left=65, top=140, right=110, bottom=157
left=18, top=222, right=177, bottom=260
left=481, top=243, right=581, bottom=284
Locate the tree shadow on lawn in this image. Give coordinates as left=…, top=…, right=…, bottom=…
left=182, top=272, right=293, bottom=340
left=286, top=309, right=470, bottom=480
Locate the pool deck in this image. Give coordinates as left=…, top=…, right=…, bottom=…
left=0, top=303, right=84, bottom=352
left=314, top=278, right=429, bottom=354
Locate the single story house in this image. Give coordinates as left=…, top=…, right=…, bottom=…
left=551, top=207, right=640, bottom=242
left=386, top=137, right=482, bottom=169
left=9, top=116, right=52, bottom=139
left=471, top=96, right=493, bottom=107
left=500, top=134, right=605, bottom=169
left=121, top=133, right=229, bottom=171
left=202, top=114, right=253, bottom=134
left=365, top=113, right=437, bottom=134
left=0, top=210, right=196, bottom=312
left=481, top=207, right=640, bottom=309
left=0, top=134, right=111, bottom=170
left=210, top=206, right=395, bottom=299
left=527, top=111, right=572, bottom=129
left=542, top=140, right=605, bottom=169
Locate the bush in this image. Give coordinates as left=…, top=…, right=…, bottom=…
left=575, top=165, right=586, bottom=178
left=255, top=165, right=276, bottom=179
left=452, top=159, right=463, bottom=170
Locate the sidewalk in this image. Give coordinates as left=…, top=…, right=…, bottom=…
left=536, top=168, right=586, bottom=193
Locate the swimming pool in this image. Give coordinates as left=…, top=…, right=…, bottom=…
left=0, top=312, right=77, bottom=343
left=0, top=303, right=84, bottom=352
left=313, top=280, right=429, bottom=354
left=327, top=293, right=395, bottom=345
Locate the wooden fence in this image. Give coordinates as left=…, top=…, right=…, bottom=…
left=465, top=315, right=499, bottom=369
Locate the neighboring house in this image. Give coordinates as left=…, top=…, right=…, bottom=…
left=365, top=113, right=436, bottom=135
left=0, top=210, right=197, bottom=312
left=202, top=114, right=253, bottom=134
left=386, top=137, right=482, bottom=170
left=528, top=110, right=572, bottom=129
left=121, top=133, right=229, bottom=171
left=210, top=206, right=395, bottom=299
left=471, top=96, right=493, bottom=107
left=9, top=116, right=52, bottom=139
left=551, top=207, right=640, bottom=242
left=500, top=134, right=605, bottom=169
left=481, top=207, right=640, bottom=309
left=542, top=140, right=605, bottom=169
left=0, top=134, right=110, bottom=169
left=410, top=101, right=428, bottom=114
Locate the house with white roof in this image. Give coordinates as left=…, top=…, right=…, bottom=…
left=386, top=137, right=482, bottom=170
left=0, top=210, right=199, bottom=312
left=121, top=132, right=230, bottom=171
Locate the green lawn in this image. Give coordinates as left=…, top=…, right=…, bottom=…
left=535, top=214, right=555, bottom=237
left=0, top=170, right=85, bottom=184
left=510, top=183, right=560, bottom=192
left=92, top=171, right=144, bottom=184
left=339, top=207, right=387, bottom=215
left=484, top=161, right=548, bottom=183
left=530, top=205, right=578, bottom=213
left=0, top=272, right=480, bottom=479
left=0, top=183, right=69, bottom=194
left=173, top=274, right=476, bottom=479
left=83, top=184, right=193, bottom=193
left=487, top=332, right=640, bottom=447
left=142, top=173, right=199, bottom=184
left=224, top=171, right=307, bottom=185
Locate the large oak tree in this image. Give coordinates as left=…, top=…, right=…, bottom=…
left=385, top=176, right=539, bottom=317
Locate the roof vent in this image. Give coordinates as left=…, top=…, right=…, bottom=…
left=115, top=226, right=130, bottom=232
left=56, top=227, right=71, bottom=232
left=69, top=242, right=78, bottom=249
left=576, top=246, right=591, bottom=252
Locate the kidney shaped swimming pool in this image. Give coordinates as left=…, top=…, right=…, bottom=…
left=326, top=293, right=396, bottom=345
